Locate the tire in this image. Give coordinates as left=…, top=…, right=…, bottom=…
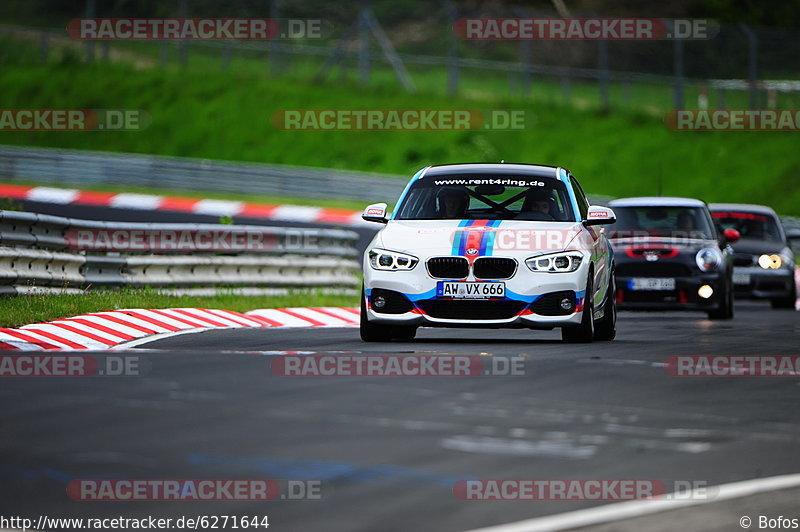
left=707, top=279, right=734, bottom=320
left=360, top=288, right=395, bottom=342
left=770, top=283, right=797, bottom=309
left=392, top=325, right=418, bottom=341
left=562, top=273, right=595, bottom=343
left=594, top=271, right=617, bottom=341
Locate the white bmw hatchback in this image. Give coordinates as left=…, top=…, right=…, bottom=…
left=360, top=163, right=617, bottom=343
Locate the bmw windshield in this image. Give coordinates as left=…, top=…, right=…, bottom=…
left=394, top=176, right=576, bottom=221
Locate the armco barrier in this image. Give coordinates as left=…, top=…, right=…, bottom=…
left=0, top=210, right=360, bottom=293
left=0, top=144, right=406, bottom=202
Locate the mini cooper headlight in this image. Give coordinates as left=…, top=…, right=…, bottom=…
left=695, top=248, right=722, bottom=271
left=525, top=252, right=583, bottom=273
left=368, top=249, right=419, bottom=271
left=759, top=249, right=793, bottom=270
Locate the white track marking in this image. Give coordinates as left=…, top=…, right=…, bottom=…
left=28, top=186, right=79, bottom=204
left=463, top=473, right=800, bottom=532
left=109, top=193, right=163, bottom=210
left=269, top=205, right=322, bottom=222
left=192, top=199, right=245, bottom=216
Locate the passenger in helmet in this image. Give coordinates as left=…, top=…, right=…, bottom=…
left=516, top=188, right=555, bottom=220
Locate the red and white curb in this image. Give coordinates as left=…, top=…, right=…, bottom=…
left=0, top=307, right=359, bottom=351
left=0, top=183, right=366, bottom=227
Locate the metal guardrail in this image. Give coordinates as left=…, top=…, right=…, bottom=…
left=0, top=210, right=361, bottom=294
left=0, top=145, right=406, bottom=202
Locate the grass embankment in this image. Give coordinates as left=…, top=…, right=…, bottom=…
left=0, top=289, right=359, bottom=329
left=1, top=35, right=799, bottom=214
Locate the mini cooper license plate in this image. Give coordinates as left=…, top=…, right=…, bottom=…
left=733, top=273, right=751, bottom=285
left=437, top=282, right=505, bottom=299
left=628, top=278, right=675, bottom=291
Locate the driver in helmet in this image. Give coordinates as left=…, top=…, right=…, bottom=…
left=437, top=187, right=470, bottom=219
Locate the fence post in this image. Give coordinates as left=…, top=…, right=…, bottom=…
left=445, top=1, right=459, bottom=96
left=269, top=0, right=281, bottom=76
left=177, top=0, right=188, bottom=66
left=84, top=0, right=95, bottom=63
left=40, top=31, right=48, bottom=62
left=358, top=3, right=370, bottom=87
left=673, top=28, right=684, bottom=110
left=739, top=24, right=758, bottom=110
left=598, top=39, right=609, bottom=112
left=562, top=74, right=571, bottom=103
left=222, top=44, right=232, bottom=70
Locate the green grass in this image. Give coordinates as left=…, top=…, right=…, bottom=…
left=1, top=34, right=799, bottom=217
left=0, top=288, right=359, bottom=329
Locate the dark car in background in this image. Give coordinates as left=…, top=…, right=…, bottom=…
left=710, top=203, right=796, bottom=308
left=607, top=197, right=735, bottom=319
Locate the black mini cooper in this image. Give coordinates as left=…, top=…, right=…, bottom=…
left=607, top=197, right=736, bottom=320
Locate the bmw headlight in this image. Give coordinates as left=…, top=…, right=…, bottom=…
left=695, top=248, right=722, bottom=271
left=525, top=252, right=583, bottom=273
left=368, top=249, right=419, bottom=271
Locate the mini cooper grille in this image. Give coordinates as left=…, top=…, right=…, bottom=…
left=529, top=291, right=576, bottom=316
left=427, top=257, right=469, bottom=279
left=369, top=289, right=415, bottom=314
left=732, top=253, right=755, bottom=267
left=617, top=263, right=692, bottom=278
left=473, top=257, right=517, bottom=279
left=416, top=300, right=526, bottom=320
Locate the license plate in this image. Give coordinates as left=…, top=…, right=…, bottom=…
left=628, top=278, right=675, bottom=291
left=733, top=273, right=751, bottom=285
left=437, top=281, right=505, bottom=299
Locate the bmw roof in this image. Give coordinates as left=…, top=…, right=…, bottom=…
left=609, top=196, right=707, bottom=208
left=709, top=203, right=778, bottom=216
left=423, top=163, right=563, bottom=178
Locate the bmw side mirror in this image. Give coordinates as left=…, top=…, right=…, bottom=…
left=362, top=203, right=389, bottom=224
left=584, top=206, right=616, bottom=226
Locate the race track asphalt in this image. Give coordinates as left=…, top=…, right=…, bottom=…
left=1, top=302, right=798, bottom=531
